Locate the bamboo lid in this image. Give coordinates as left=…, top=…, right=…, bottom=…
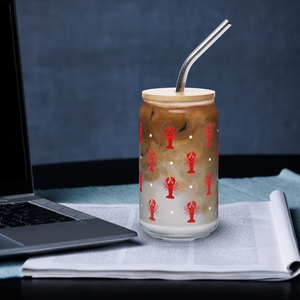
left=142, top=87, right=215, bottom=102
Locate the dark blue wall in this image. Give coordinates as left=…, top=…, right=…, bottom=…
left=16, top=0, right=300, bottom=165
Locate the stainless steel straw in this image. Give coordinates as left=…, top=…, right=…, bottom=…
left=175, top=19, right=232, bottom=93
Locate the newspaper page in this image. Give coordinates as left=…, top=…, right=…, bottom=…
left=22, top=191, right=300, bottom=280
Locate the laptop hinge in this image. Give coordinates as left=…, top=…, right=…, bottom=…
left=2, top=193, right=35, bottom=200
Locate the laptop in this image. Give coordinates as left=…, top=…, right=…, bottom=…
left=0, top=0, right=137, bottom=259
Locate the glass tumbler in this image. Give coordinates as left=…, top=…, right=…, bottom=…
left=138, top=87, right=219, bottom=240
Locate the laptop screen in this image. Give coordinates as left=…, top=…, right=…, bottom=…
left=0, top=0, right=33, bottom=196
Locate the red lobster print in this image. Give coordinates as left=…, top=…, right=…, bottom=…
left=139, top=122, right=143, bottom=144
left=204, top=123, right=213, bottom=146
left=139, top=171, right=143, bottom=192
left=148, top=150, right=157, bottom=172
left=164, top=127, right=178, bottom=149
left=184, top=201, right=200, bottom=223
left=147, top=199, right=159, bottom=221
left=184, top=151, right=198, bottom=174
left=204, top=173, right=214, bottom=195
left=163, top=177, right=179, bottom=199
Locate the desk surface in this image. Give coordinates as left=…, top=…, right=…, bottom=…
left=2, top=155, right=300, bottom=300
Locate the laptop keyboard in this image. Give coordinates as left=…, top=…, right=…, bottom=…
left=0, top=202, right=75, bottom=228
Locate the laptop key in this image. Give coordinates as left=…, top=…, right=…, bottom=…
left=0, top=202, right=76, bottom=227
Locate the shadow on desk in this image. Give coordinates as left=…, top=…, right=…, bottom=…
left=18, top=276, right=300, bottom=300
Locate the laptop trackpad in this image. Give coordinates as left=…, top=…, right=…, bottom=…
left=0, top=234, right=24, bottom=250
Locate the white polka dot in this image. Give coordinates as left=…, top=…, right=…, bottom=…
left=140, top=156, right=142, bottom=159
left=209, top=158, right=211, bottom=161
left=150, top=183, right=153, bottom=187
left=149, top=133, right=152, bottom=137
left=217, top=129, right=219, bottom=132
left=170, top=161, right=173, bottom=165
left=189, top=135, right=193, bottom=139
left=189, top=185, right=193, bottom=189
left=141, top=204, right=143, bottom=207
left=170, top=211, right=174, bottom=214
left=209, top=207, right=211, bottom=210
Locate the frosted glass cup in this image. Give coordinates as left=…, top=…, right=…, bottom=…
left=138, top=88, right=219, bottom=240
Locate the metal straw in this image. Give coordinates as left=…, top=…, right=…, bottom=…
left=175, top=19, right=232, bottom=93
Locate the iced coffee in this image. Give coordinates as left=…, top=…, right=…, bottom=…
left=139, top=87, right=219, bottom=240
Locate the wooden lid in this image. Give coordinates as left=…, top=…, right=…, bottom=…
left=142, top=87, right=215, bottom=102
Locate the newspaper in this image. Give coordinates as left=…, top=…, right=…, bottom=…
left=22, top=190, right=300, bottom=280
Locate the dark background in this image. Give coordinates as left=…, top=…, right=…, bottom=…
left=15, top=0, right=300, bottom=165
